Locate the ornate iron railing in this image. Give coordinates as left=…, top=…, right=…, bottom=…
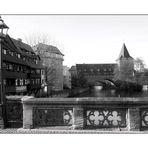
left=141, top=108, right=148, bottom=130
left=84, top=108, right=127, bottom=128
left=33, top=107, right=73, bottom=127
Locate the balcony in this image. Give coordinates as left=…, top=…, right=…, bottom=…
left=3, top=70, right=27, bottom=79
left=4, top=86, right=27, bottom=93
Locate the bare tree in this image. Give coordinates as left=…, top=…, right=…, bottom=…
left=24, top=33, right=50, bottom=47
left=25, top=33, right=64, bottom=54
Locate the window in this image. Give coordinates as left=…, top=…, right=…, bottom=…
left=25, top=79, right=27, bottom=85
left=41, top=70, right=44, bottom=75
left=31, top=70, right=35, bottom=74
left=104, top=68, right=106, bottom=71
left=9, top=64, right=13, bottom=71
left=17, top=66, right=19, bottom=72
left=18, top=54, right=21, bottom=58
left=20, top=66, right=23, bottom=72
left=90, top=69, right=93, bottom=72
left=6, top=64, right=9, bottom=70
left=3, top=63, right=7, bottom=69
left=3, top=79, right=6, bottom=85
left=20, top=79, right=23, bottom=86
left=15, top=79, right=18, bottom=86
left=36, top=69, right=40, bottom=74
left=27, top=79, right=30, bottom=84
left=38, top=79, right=40, bottom=84
left=3, top=49, right=7, bottom=54
left=23, top=57, right=26, bottom=61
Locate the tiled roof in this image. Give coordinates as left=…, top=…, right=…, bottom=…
left=11, top=38, right=34, bottom=52
left=35, top=43, right=64, bottom=56
left=117, top=43, right=133, bottom=60
left=76, top=64, right=117, bottom=70
left=3, top=35, right=43, bottom=69
left=69, top=66, right=76, bottom=71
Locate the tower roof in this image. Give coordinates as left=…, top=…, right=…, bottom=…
left=117, top=43, right=133, bottom=60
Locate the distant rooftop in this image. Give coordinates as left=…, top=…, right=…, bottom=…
left=69, top=66, right=76, bottom=71
left=35, top=43, right=64, bottom=56
left=117, top=43, right=133, bottom=60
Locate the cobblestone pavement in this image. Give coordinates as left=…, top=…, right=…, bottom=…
left=0, top=127, right=148, bottom=134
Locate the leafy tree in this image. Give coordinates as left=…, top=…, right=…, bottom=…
left=134, top=58, right=146, bottom=84
left=134, top=57, right=145, bottom=72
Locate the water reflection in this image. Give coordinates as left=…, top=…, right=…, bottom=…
left=73, top=86, right=148, bottom=97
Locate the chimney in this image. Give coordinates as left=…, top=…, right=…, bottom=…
left=17, top=38, right=22, bottom=42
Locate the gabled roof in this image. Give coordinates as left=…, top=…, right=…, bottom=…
left=3, top=35, right=43, bottom=69
left=11, top=38, right=34, bottom=53
left=117, top=43, right=133, bottom=60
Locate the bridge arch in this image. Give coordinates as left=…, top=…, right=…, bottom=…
left=94, top=79, right=117, bottom=87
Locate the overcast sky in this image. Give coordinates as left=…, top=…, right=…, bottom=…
left=2, top=15, right=148, bottom=67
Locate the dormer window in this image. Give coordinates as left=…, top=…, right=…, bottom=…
left=10, top=51, right=14, bottom=56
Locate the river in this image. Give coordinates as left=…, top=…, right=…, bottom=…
left=71, top=86, right=148, bottom=97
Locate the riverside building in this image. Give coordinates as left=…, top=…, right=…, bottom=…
left=1, top=35, right=43, bottom=96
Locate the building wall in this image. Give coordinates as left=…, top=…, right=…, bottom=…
left=42, top=58, right=63, bottom=91
left=116, top=57, right=135, bottom=81
left=75, top=64, right=116, bottom=85
left=63, top=66, right=71, bottom=89
left=35, top=44, right=64, bottom=91
left=1, top=35, right=42, bottom=96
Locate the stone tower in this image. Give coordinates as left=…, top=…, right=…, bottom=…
left=116, top=43, right=134, bottom=81
left=34, top=43, right=64, bottom=91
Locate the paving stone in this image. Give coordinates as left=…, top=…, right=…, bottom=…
left=0, top=128, right=148, bottom=134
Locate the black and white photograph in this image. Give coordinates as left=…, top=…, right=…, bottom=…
left=1, top=14, right=148, bottom=135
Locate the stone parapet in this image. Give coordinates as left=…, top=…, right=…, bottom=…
left=22, top=96, right=148, bottom=131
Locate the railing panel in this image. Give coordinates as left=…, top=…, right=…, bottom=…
left=84, top=108, right=127, bottom=129
left=6, top=101, right=23, bottom=128
left=33, top=107, right=73, bottom=127
left=141, top=108, right=148, bottom=130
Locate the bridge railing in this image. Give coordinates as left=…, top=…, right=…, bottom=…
left=22, top=96, right=148, bottom=131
